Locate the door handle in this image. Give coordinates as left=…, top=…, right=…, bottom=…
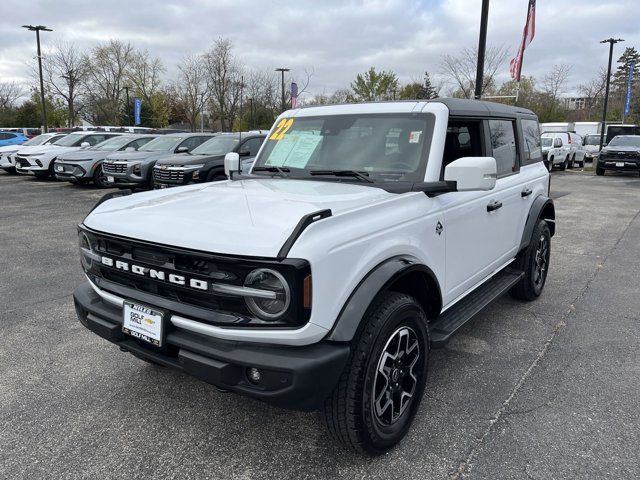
left=521, top=188, right=533, bottom=198
left=487, top=200, right=503, bottom=212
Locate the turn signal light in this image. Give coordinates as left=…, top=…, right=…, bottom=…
left=303, top=275, right=312, bottom=309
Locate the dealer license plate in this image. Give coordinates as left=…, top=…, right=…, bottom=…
left=107, top=175, right=114, bottom=183
left=122, top=301, right=164, bottom=347
left=616, top=162, right=624, bottom=167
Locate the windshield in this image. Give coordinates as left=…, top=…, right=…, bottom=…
left=23, top=134, right=52, bottom=146
left=541, top=137, right=553, bottom=147
left=191, top=136, right=239, bottom=155
left=91, top=136, right=134, bottom=151
left=139, top=136, right=180, bottom=152
left=583, top=134, right=601, bottom=146
left=608, top=136, right=640, bottom=147
left=252, top=114, right=433, bottom=182
left=52, top=134, right=88, bottom=147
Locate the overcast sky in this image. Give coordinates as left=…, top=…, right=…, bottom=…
left=1, top=0, right=638, bottom=99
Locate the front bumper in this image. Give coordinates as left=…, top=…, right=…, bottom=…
left=152, top=166, right=200, bottom=187
left=54, top=161, right=93, bottom=181
left=73, top=281, right=348, bottom=411
left=598, top=159, right=640, bottom=171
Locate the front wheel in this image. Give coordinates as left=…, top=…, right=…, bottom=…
left=547, top=157, right=554, bottom=172
left=596, top=166, right=605, bottom=176
left=92, top=164, right=110, bottom=188
left=510, top=220, right=551, bottom=301
left=560, top=157, right=568, bottom=171
left=321, top=292, right=429, bottom=454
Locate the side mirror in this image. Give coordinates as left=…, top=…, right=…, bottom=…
left=238, top=150, right=251, bottom=157
left=224, top=152, right=240, bottom=178
left=124, top=147, right=136, bottom=152
left=444, top=156, right=496, bottom=191
left=175, top=146, right=189, bottom=153
left=80, top=142, right=91, bottom=148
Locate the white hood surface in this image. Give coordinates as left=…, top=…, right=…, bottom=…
left=16, top=144, right=74, bottom=156
left=84, top=178, right=394, bottom=257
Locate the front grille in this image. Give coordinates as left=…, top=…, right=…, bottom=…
left=606, top=151, right=639, bottom=160
left=15, top=156, right=30, bottom=168
left=103, top=162, right=127, bottom=174
left=81, top=229, right=310, bottom=327
left=154, top=166, right=185, bottom=184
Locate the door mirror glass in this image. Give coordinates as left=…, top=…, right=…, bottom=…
left=224, top=152, right=240, bottom=178
left=80, top=142, right=91, bottom=148
left=175, top=146, right=189, bottom=153
left=444, top=156, right=497, bottom=191
left=125, top=147, right=136, bottom=152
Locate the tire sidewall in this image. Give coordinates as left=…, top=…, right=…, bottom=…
left=360, top=298, right=429, bottom=452
left=528, top=221, right=551, bottom=297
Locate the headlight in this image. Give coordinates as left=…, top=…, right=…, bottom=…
left=244, top=268, right=291, bottom=320
left=78, top=231, right=93, bottom=270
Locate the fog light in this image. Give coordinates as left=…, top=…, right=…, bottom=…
left=246, top=367, right=262, bottom=385
left=192, top=170, right=199, bottom=180
left=133, top=164, right=141, bottom=175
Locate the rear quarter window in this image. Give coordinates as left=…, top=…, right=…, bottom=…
left=521, top=119, right=542, bottom=166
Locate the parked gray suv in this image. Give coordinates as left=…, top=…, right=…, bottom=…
left=55, top=134, right=157, bottom=187
left=103, top=133, right=215, bottom=189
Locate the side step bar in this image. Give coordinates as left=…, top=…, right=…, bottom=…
left=430, top=269, right=524, bottom=348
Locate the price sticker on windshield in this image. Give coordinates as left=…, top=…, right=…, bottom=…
left=269, top=118, right=294, bottom=140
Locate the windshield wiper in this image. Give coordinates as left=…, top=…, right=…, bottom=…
left=309, top=169, right=374, bottom=183
left=252, top=166, right=290, bottom=177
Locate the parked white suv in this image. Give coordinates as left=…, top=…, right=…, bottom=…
left=73, top=99, right=555, bottom=453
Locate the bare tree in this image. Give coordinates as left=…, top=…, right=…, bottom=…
left=543, top=64, right=572, bottom=101
left=127, top=50, right=167, bottom=126
left=41, top=40, right=91, bottom=126
left=83, top=40, right=135, bottom=124
left=204, top=38, right=243, bottom=131
left=173, top=54, right=208, bottom=131
left=440, top=45, right=509, bottom=98
left=0, top=81, right=23, bottom=110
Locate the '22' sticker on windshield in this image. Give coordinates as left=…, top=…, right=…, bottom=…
left=269, top=118, right=294, bottom=140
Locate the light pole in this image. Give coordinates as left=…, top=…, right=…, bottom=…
left=599, top=38, right=624, bottom=151
left=22, top=25, right=52, bottom=132
left=247, top=97, right=254, bottom=130
left=474, top=0, right=490, bottom=99
left=275, top=67, right=290, bottom=112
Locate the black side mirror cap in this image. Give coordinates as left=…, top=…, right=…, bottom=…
left=411, top=181, right=457, bottom=196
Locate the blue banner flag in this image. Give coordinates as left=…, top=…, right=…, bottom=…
left=624, top=62, right=635, bottom=118
left=134, top=98, right=142, bottom=126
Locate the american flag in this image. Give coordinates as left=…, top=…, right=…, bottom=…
left=509, top=0, right=536, bottom=81
left=291, top=82, right=299, bottom=108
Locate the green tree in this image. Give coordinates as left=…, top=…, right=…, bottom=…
left=351, top=67, right=399, bottom=101
left=399, top=71, right=439, bottom=100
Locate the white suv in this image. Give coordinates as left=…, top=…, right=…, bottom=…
left=73, top=99, right=555, bottom=453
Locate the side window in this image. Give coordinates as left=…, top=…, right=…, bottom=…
left=441, top=121, right=483, bottom=178
left=178, top=137, right=201, bottom=152
left=85, top=135, right=106, bottom=146
left=521, top=119, right=542, bottom=166
left=239, top=137, right=264, bottom=156
left=0, top=133, right=11, bottom=140
left=132, top=138, right=152, bottom=149
left=488, top=120, right=518, bottom=176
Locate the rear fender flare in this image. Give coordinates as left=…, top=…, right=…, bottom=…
left=519, top=195, right=555, bottom=252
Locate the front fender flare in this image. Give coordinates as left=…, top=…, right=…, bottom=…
left=326, top=256, right=442, bottom=342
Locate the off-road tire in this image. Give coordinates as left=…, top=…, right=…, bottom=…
left=596, top=166, right=605, bottom=176
left=510, top=220, right=551, bottom=301
left=321, top=292, right=430, bottom=455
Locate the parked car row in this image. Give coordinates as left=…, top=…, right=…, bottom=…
left=0, top=128, right=268, bottom=189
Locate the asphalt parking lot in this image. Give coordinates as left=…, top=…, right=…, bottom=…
left=1, top=171, right=639, bottom=479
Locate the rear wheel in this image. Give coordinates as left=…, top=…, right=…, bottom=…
left=560, top=156, right=568, bottom=171
left=569, top=154, right=576, bottom=169
left=321, top=292, right=429, bottom=454
left=510, top=220, right=551, bottom=301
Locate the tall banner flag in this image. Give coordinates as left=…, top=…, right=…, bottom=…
left=134, top=98, right=141, bottom=126
left=509, top=0, right=536, bottom=81
left=291, top=82, right=298, bottom=108
left=624, top=61, right=635, bottom=118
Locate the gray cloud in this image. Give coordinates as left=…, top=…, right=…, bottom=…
left=1, top=0, right=638, bottom=98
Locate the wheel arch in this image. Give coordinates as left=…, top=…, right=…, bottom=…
left=326, top=256, right=442, bottom=342
left=519, top=195, right=555, bottom=253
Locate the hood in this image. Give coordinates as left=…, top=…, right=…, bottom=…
left=584, top=144, right=599, bottom=152
left=58, top=149, right=108, bottom=161
left=0, top=145, right=22, bottom=154
left=601, top=145, right=640, bottom=153
left=105, top=150, right=161, bottom=162
left=15, top=144, right=66, bottom=155
left=84, top=178, right=394, bottom=257
left=155, top=153, right=219, bottom=167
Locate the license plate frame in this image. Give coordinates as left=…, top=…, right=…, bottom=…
left=616, top=162, right=625, bottom=167
left=122, top=301, right=165, bottom=347
left=107, top=175, right=115, bottom=183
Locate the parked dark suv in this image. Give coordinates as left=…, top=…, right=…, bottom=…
left=103, top=133, right=215, bottom=189
left=153, top=132, right=266, bottom=188
left=596, top=135, right=640, bottom=176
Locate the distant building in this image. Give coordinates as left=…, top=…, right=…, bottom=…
left=563, top=97, right=589, bottom=110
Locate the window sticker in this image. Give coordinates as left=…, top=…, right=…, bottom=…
left=409, top=131, right=422, bottom=143
left=265, top=133, right=322, bottom=168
